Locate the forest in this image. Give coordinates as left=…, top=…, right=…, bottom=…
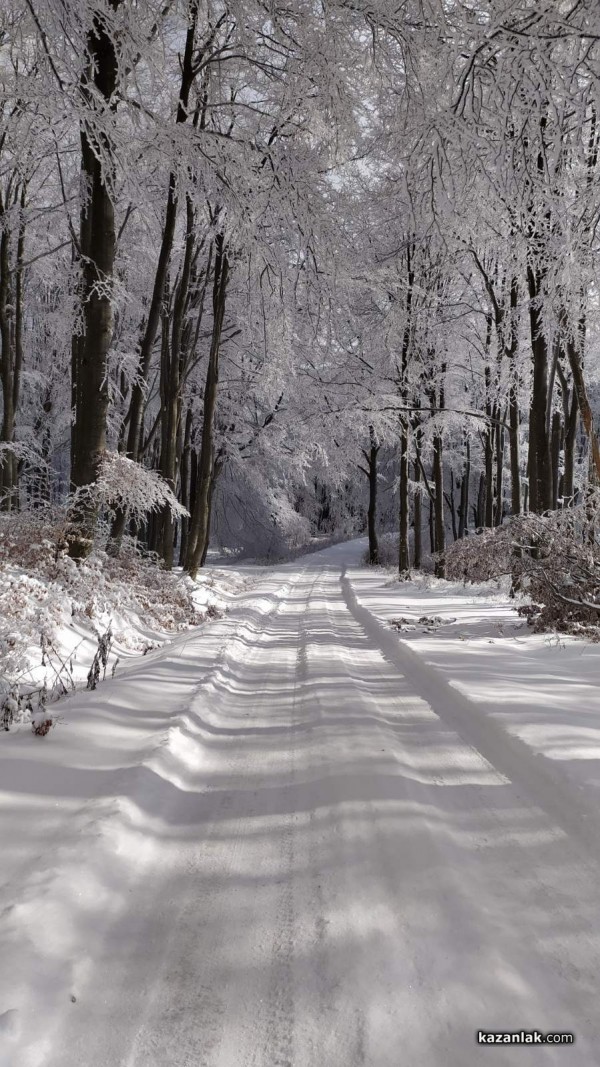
left=1, top=0, right=600, bottom=587
left=5, top=5, right=600, bottom=1066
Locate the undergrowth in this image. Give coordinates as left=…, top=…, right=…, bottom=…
left=0, top=508, right=206, bottom=709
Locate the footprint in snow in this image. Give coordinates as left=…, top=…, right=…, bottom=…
left=0, top=1009, right=20, bottom=1039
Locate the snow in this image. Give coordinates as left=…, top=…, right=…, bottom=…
left=0, top=535, right=251, bottom=705
left=2, top=539, right=600, bottom=1065
left=351, top=562, right=600, bottom=812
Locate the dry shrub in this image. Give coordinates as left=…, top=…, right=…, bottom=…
left=32, top=715, right=54, bottom=737
left=445, top=496, right=600, bottom=637
left=0, top=510, right=204, bottom=694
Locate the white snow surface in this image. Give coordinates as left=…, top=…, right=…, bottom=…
left=0, top=546, right=250, bottom=700
left=1, top=539, right=600, bottom=1066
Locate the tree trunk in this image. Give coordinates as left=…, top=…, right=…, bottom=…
left=563, top=386, right=578, bottom=506
left=474, top=263, right=520, bottom=520
left=494, top=407, right=505, bottom=526
left=398, top=241, right=414, bottom=577
left=158, top=289, right=180, bottom=566
left=433, top=373, right=446, bottom=577
left=476, top=470, right=485, bottom=527
left=458, top=437, right=470, bottom=538
left=445, top=469, right=458, bottom=541
left=564, top=328, right=600, bottom=486
left=507, top=277, right=521, bottom=516
left=110, top=1, right=201, bottom=548
left=68, top=4, right=122, bottom=558
left=413, top=453, right=422, bottom=569
left=11, top=184, right=25, bottom=511
left=398, top=421, right=410, bottom=574
left=526, top=263, right=553, bottom=513
left=0, top=180, right=26, bottom=510
left=508, top=383, right=521, bottom=516
left=484, top=363, right=494, bottom=528
left=551, top=410, right=562, bottom=511
left=199, top=451, right=223, bottom=567
left=185, top=235, right=229, bottom=578
left=366, top=426, right=379, bottom=565
left=0, top=220, right=15, bottom=509
left=433, top=434, right=445, bottom=576
left=178, top=406, right=193, bottom=566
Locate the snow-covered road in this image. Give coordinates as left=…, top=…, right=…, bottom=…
left=2, top=541, right=600, bottom=1066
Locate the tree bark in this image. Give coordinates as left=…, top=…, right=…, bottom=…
left=0, top=210, right=15, bottom=509
left=564, top=328, right=600, bottom=486
left=458, top=436, right=470, bottom=538
left=432, top=372, right=446, bottom=577
left=110, top=0, right=201, bottom=549
left=562, top=385, right=578, bottom=506
left=398, top=240, right=414, bottom=577
left=476, top=470, right=485, bottom=528
left=178, top=406, right=193, bottom=566
left=413, top=453, right=422, bottom=569
left=494, top=406, right=505, bottom=526
left=507, top=276, right=521, bottom=516
left=199, top=450, right=224, bottom=567
left=445, top=469, right=458, bottom=541
left=526, top=263, right=553, bottom=514
left=433, top=434, right=445, bottom=576
left=366, top=426, right=379, bottom=565
left=0, top=179, right=26, bottom=510
left=551, top=410, right=562, bottom=511
left=68, top=3, right=122, bottom=558
left=185, top=234, right=229, bottom=578
left=484, top=361, right=494, bottom=528
left=398, top=423, right=410, bottom=574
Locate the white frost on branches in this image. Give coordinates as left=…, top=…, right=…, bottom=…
left=77, top=452, right=188, bottom=525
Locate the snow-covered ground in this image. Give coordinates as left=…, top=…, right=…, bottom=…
left=2, top=539, right=600, bottom=1066
left=0, top=532, right=253, bottom=702
left=350, top=563, right=600, bottom=835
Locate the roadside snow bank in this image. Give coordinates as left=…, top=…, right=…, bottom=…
left=0, top=512, right=251, bottom=712
left=348, top=561, right=600, bottom=805
left=0, top=560, right=288, bottom=1066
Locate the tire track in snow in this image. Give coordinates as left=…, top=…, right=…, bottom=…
left=125, top=567, right=312, bottom=1067
left=341, top=565, right=600, bottom=862
left=246, top=573, right=318, bottom=1067
left=34, top=566, right=310, bottom=1067
left=10, top=545, right=600, bottom=1067
left=330, top=563, right=600, bottom=1065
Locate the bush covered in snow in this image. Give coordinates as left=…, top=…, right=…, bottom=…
left=78, top=450, right=188, bottom=526
left=0, top=508, right=205, bottom=700
left=445, top=525, right=514, bottom=584
left=445, top=498, right=600, bottom=637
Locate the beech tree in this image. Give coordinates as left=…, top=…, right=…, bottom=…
left=2, top=0, right=600, bottom=575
